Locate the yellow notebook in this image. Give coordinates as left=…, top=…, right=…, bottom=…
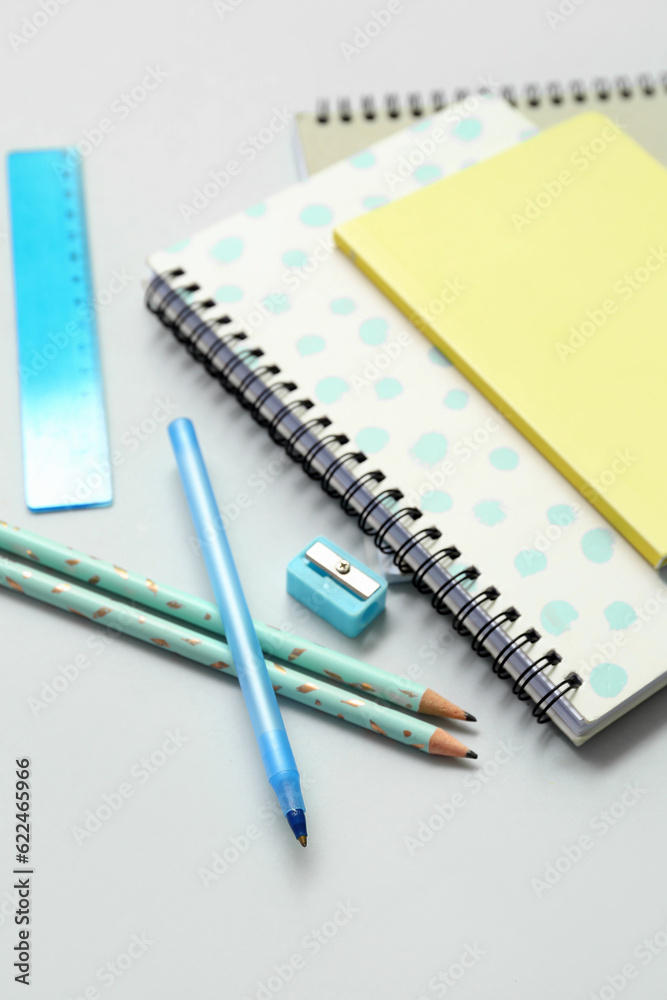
left=335, top=113, right=667, bottom=568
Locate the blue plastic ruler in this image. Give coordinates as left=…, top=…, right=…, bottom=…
left=7, top=149, right=112, bottom=510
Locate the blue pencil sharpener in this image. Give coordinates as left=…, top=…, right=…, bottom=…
left=287, top=536, right=388, bottom=637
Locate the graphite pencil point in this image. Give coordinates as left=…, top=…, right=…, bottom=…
left=428, top=728, right=476, bottom=758
left=465, top=749, right=478, bottom=759
left=417, top=688, right=477, bottom=722
left=419, top=688, right=477, bottom=722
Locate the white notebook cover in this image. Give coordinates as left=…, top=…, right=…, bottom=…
left=149, top=96, right=667, bottom=741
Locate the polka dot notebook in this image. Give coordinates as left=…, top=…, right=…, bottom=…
left=147, top=96, right=667, bottom=745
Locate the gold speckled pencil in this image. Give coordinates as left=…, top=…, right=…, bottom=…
left=0, top=551, right=476, bottom=759
left=0, top=520, right=475, bottom=722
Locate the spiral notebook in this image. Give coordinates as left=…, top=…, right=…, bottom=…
left=146, top=96, right=667, bottom=745
left=296, top=72, right=667, bottom=174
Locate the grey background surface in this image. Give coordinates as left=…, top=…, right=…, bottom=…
left=1, top=2, right=666, bottom=998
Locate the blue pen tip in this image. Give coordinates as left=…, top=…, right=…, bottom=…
left=286, top=809, right=308, bottom=846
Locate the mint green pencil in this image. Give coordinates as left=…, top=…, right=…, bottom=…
left=0, top=521, right=473, bottom=722
left=0, top=552, right=475, bottom=759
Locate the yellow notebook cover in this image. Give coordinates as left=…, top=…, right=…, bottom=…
left=335, top=113, right=667, bottom=568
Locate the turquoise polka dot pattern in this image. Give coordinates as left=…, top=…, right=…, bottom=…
left=414, top=164, right=443, bottom=185
left=410, top=432, right=448, bottom=466
left=300, top=204, right=333, bottom=227
left=547, top=504, right=577, bottom=527
left=421, top=490, right=452, bottom=513
left=514, top=550, right=547, bottom=576
left=296, top=335, right=325, bottom=356
left=350, top=151, right=376, bottom=169
left=210, top=236, right=244, bottom=263
left=452, top=118, right=482, bottom=142
left=581, top=528, right=614, bottom=563
left=444, top=389, right=468, bottom=410
left=283, top=249, right=308, bottom=268
left=490, top=447, right=519, bottom=471
left=245, top=202, right=267, bottom=217
left=375, top=377, right=403, bottom=400
left=356, top=427, right=390, bottom=453
left=359, top=318, right=388, bottom=345
left=315, top=376, right=349, bottom=403
left=262, top=292, right=289, bottom=315
left=541, top=600, right=579, bottom=636
left=473, top=500, right=506, bottom=526
left=166, top=238, right=190, bottom=253
left=412, top=119, right=433, bottom=133
left=330, top=297, right=355, bottom=315
left=590, top=662, right=628, bottom=698
left=428, top=346, right=452, bottom=366
left=362, top=195, right=389, bottom=210
left=214, top=284, right=243, bottom=303
left=604, top=602, right=637, bottom=630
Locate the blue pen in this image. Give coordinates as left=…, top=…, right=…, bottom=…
left=168, top=418, right=307, bottom=847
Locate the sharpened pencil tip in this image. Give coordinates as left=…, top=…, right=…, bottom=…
left=465, top=749, right=478, bottom=759
left=464, top=711, right=477, bottom=723
left=298, top=835, right=307, bottom=847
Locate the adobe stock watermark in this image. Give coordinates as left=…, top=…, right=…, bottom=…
left=581, top=450, right=638, bottom=502
left=70, top=730, right=190, bottom=846
left=212, top=0, right=246, bottom=18
left=0, top=885, right=21, bottom=931
left=9, top=0, right=74, bottom=53
left=415, top=943, right=486, bottom=999
left=187, top=451, right=291, bottom=553
left=179, top=109, right=292, bottom=222
left=56, top=67, right=168, bottom=172
left=512, top=120, right=623, bottom=232
left=235, top=235, right=335, bottom=333
left=64, top=933, right=153, bottom=999
left=401, top=415, right=503, bottom=508
left=339, top=1, right=403, bottom=63
left=60, top=395, right=178, bottom=506
left=27, top=628, right=116, bottom=717
left=556, top=247, right=667, bottom=361
left=350, top=330, right=414, bottom=393
left=524, top=502, right=581, bottom=557
left=383, top=81, right=501, bottom=193
left=367, top=627, right=457, bottom=695
left=546, top=0, right=589, bottom=30
left=576, top=585, right=667, bottom=682
left=530, top=781, right=647, bottom=897
left=198, top=775, right=316, bottom=887
left=517, top=454, right=637, bottom=570
left=411, top=278, right=467, bottom=331
left=240, top=901, right=359, bottom=1000
left=586, top=915, right=667, bottom=1000
left=20, top=268, right=134, bottom=383
left=404, top=740, right=521, bottom=855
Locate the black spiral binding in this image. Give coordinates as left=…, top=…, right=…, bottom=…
left=146, top=272, right=583, bottom=728
left=314, top=72, right=665, bottom=123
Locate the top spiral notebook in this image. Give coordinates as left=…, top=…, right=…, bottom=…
left=295, top=72, right=667, bottom=174
left=146, top=96, right=667, bottom=745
